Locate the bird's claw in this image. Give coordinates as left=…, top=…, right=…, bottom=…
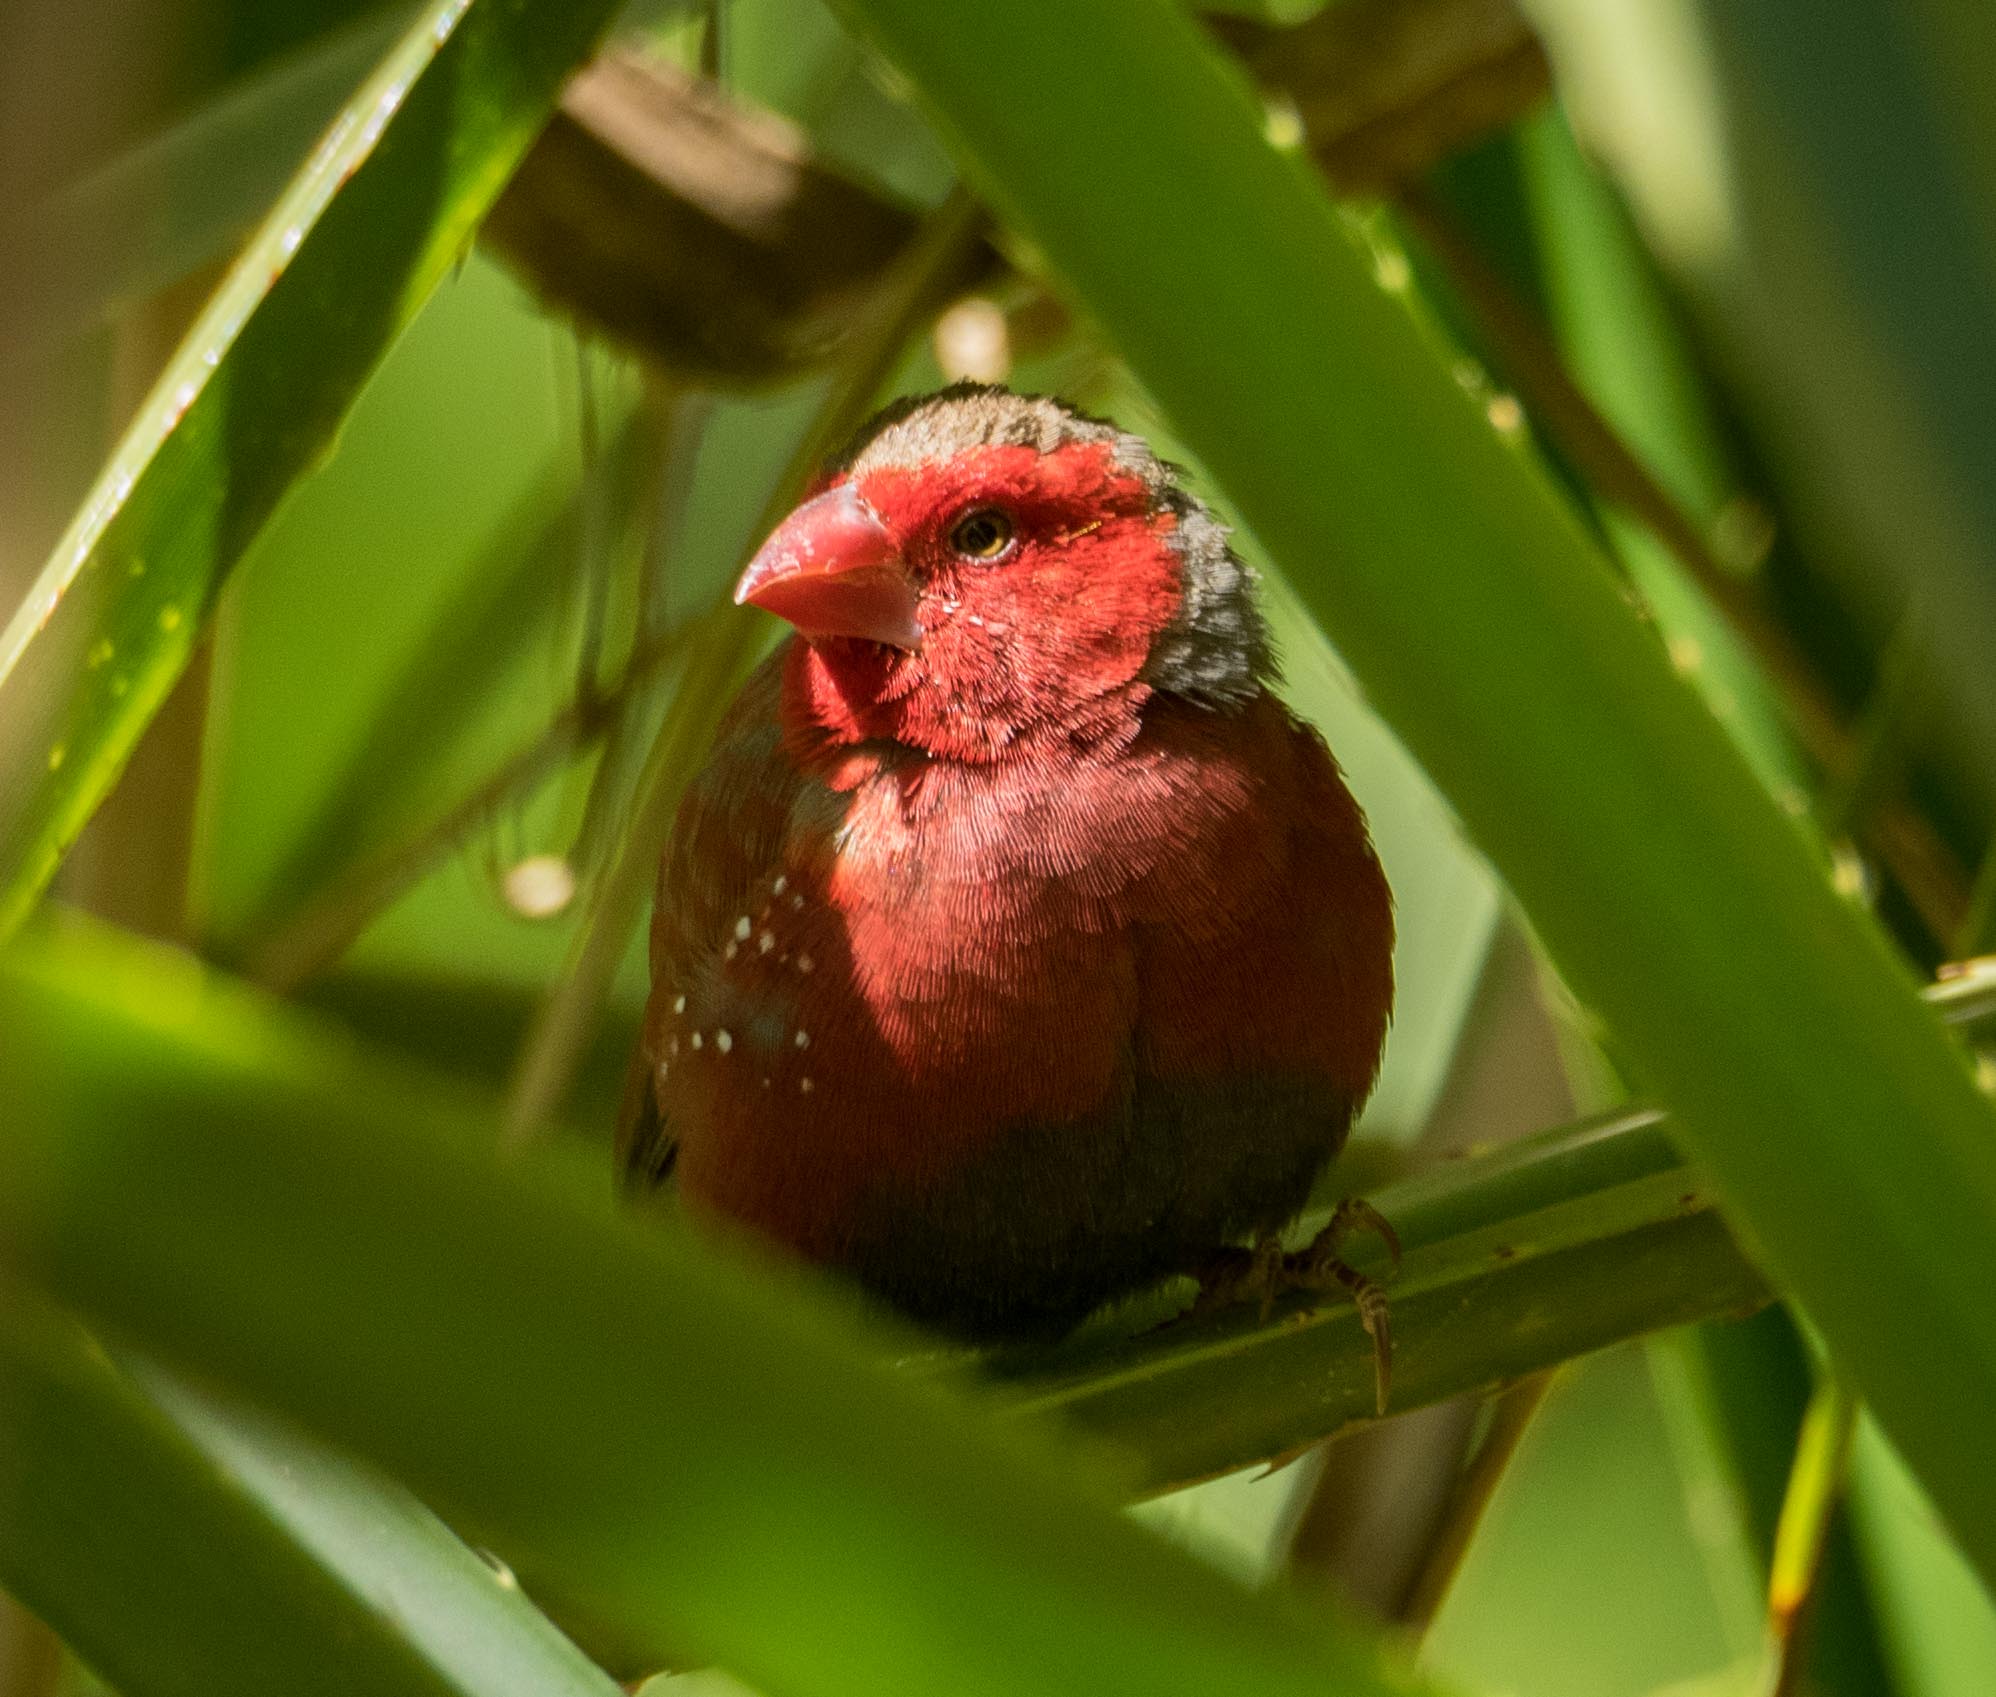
left=1290, top=1197, right=1399, bottom=1416
left=1185, top=1197, right=1400, bottom=1417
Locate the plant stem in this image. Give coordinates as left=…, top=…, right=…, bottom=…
left=1399, top=1371, right=1558, bottom=1638
left=1763, top=1380, right=1862, bottom=1697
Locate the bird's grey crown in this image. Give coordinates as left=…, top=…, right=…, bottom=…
left=833, top=383, right=1273, bottom=710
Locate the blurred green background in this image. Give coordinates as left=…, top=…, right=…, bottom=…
left=3, top=2, right=1995, bottom=1696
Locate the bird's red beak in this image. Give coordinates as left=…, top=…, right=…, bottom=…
left=733, top=483, right=922, bottom=650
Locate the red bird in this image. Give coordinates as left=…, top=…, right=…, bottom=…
left=623, top=386, right=1395, bottom=1384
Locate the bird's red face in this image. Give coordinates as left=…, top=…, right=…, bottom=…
left=737, top=410, right=1199, bottom=761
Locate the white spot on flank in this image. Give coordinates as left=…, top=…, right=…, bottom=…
left=799, top=1077, right=814, bottom=1094
left=772, top=875, right=788, bottom=896
left=668, top=1037, right=679, bottom=1058
left=797, top=953, right=814, bottom=974
left=734, top=915, right=752, bottom=941
left=672, top=994, right=686, bottom=1015
left=790, top=893, right=805, bottom=911
left=794, top=1030, right=810, bottom=1049
left=759, top=931, right=775, bottom=953
left=716, top=1029, right=733, bottom=1053
left=724, top=941, right=738, bottom=961
left=691, top=1032, right=704, bottom=1051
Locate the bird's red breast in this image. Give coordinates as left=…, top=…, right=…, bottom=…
left=623, top=385, right=1392, bottom=1339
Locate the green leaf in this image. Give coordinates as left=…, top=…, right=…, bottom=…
left=1850, top=1413, right=1996, bottom=1697
left=1511, top=105, right=1900, bottom=1697
left=0, top=916, right=1445, bottom=1697
left=0, top=0, right=626, bottom=943
left=2, top=932, right=1990, bottom=1694
left=0, top=1299, right=620, bottom=1697
left=827, top=0, right=1996, bottom=1593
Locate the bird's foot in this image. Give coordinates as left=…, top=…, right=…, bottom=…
left=1186, top=1198, right=1402, bottom=1416
left=1288, top=1198, right=1400, bottom=1416
left=1187, top=1233, right=1289, bottom=1322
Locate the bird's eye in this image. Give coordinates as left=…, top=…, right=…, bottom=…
left=948, top=507, right=1016, bottom=562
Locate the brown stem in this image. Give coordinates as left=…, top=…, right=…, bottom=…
left=0, top=1595, right=66, bottom=1697
left=1398, top=1371, right=1558, bottom=1637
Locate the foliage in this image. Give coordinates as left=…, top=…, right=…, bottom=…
left=1, top=2, right=1993, bottom=1695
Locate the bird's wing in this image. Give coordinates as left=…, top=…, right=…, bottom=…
left=616, top=647, right=809, bottom=1190
left=614, top=1036, right=676, bottom=1190
left=1128, top=695, right=1393, bottom=1112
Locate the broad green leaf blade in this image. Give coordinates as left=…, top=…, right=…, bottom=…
left=1507, top=108, right=1902, bottom=1697
left=1648, top=1312, right=1901, bottom=1697
left=829, top=0, right=1996, bottom=1592
left=0, top=0, right=625, bottom=943
left=3, top=926, right=1990, bottom=1694
left=0, top=917, right=1444, bottom=1697
left=1850, top=1413, right=1996, bottom=1697
left=0, top=1299, right=621, bottom=1697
